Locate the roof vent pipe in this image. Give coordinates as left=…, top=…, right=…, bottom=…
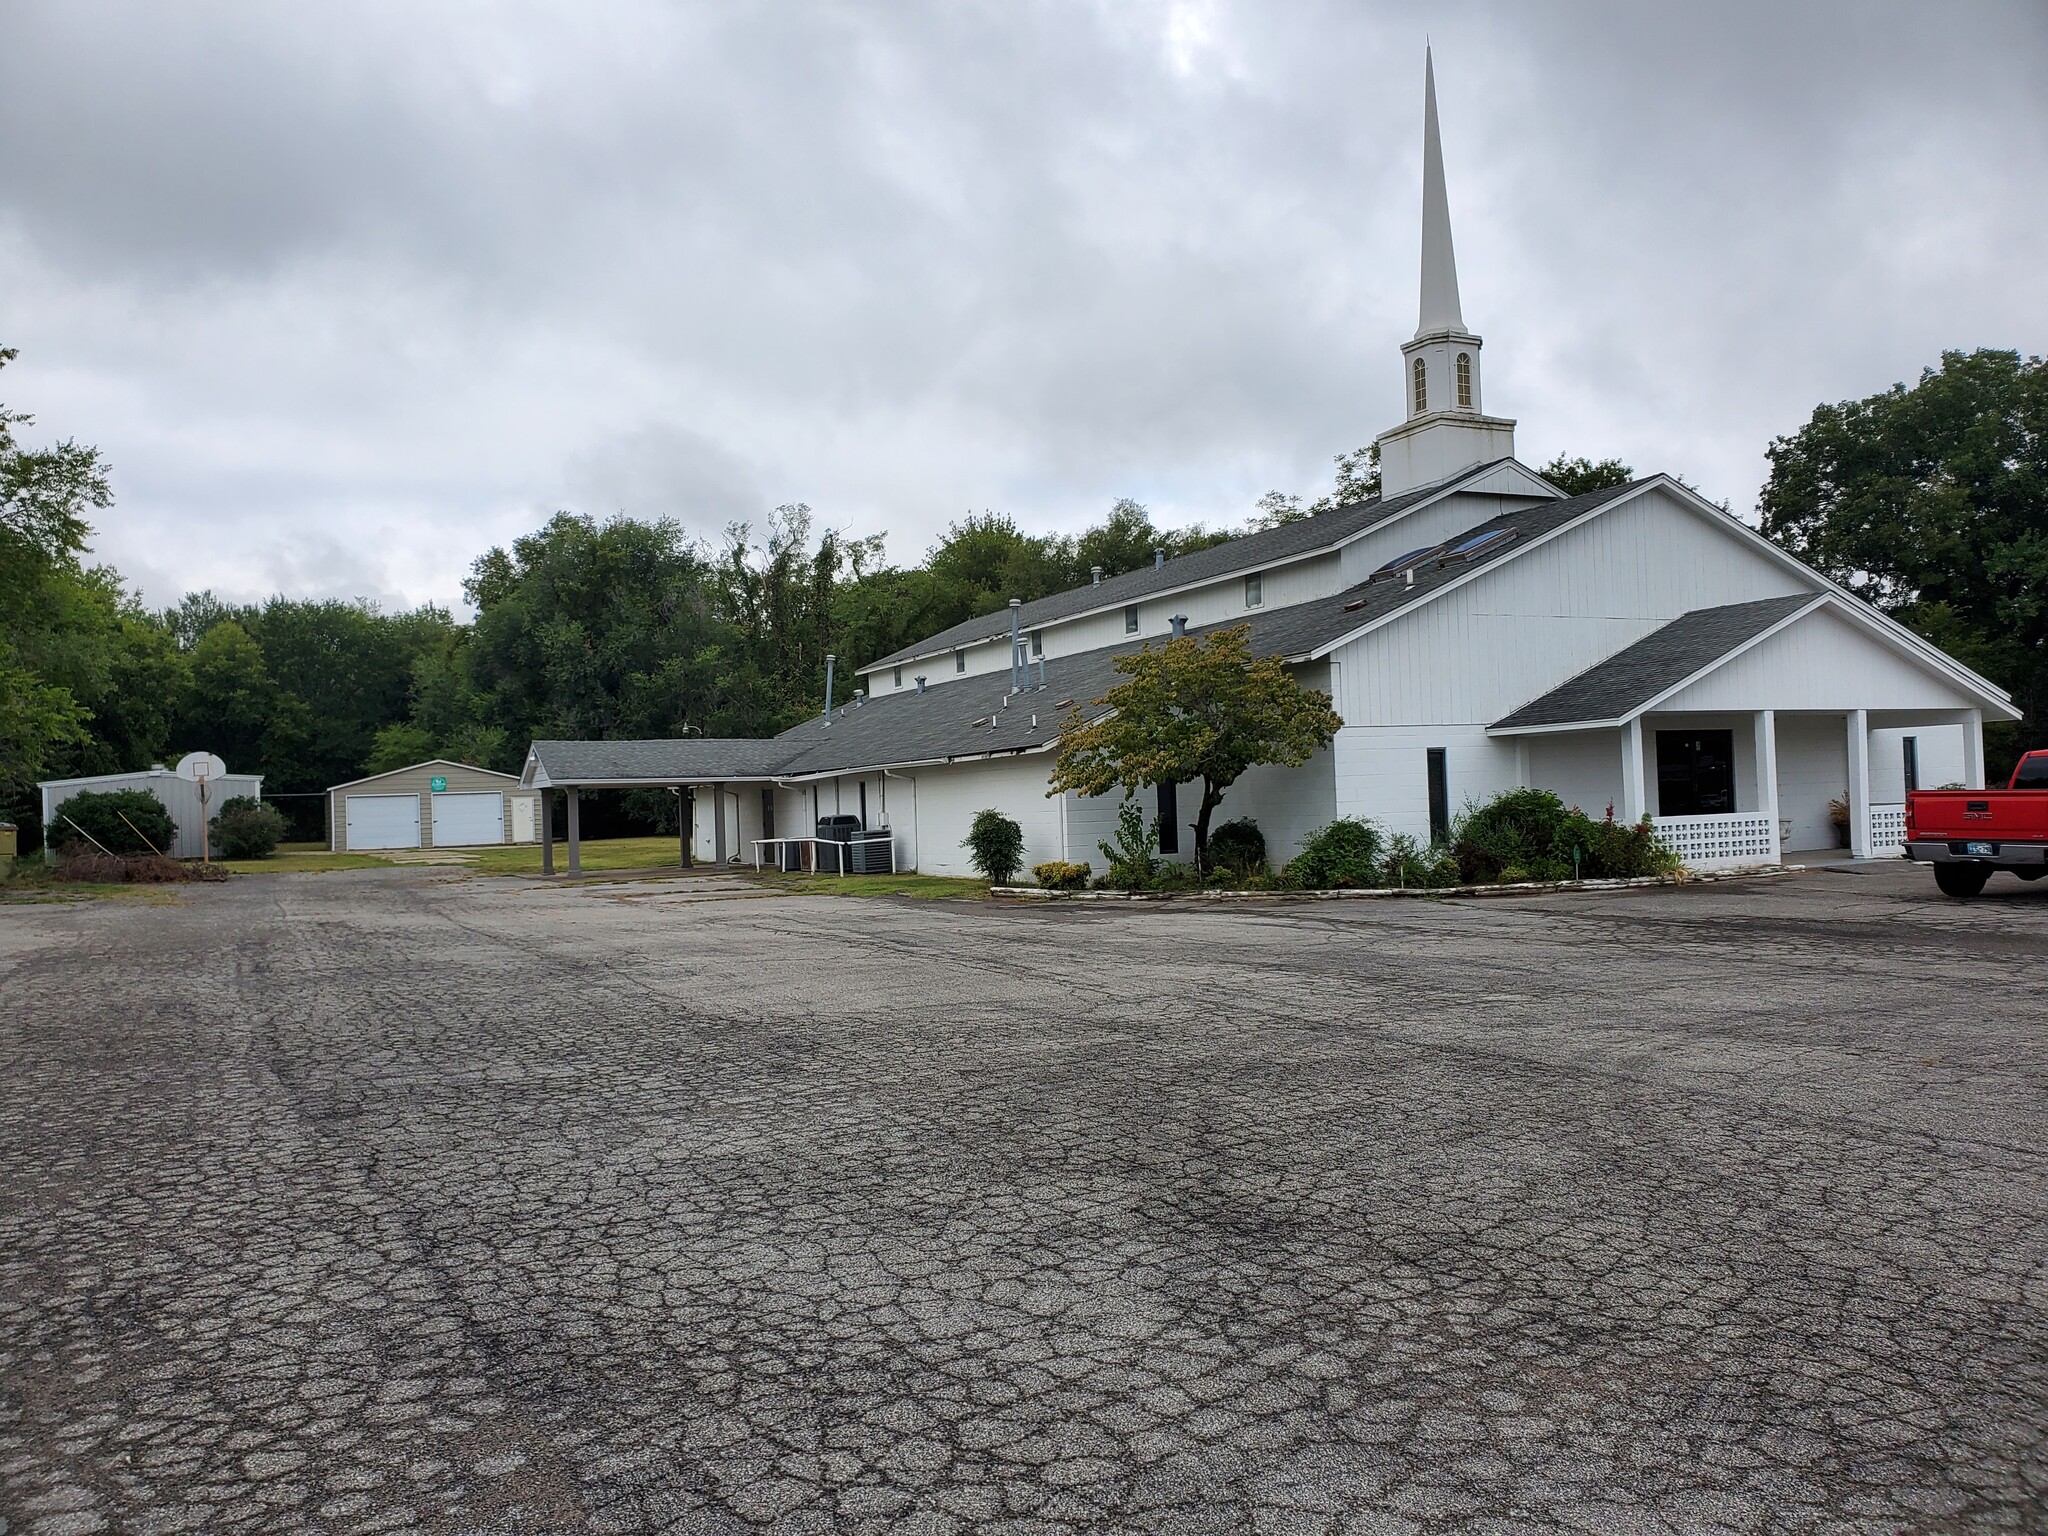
left=915, top=675, right=926, bottom=694
left=1034, top=655, right=1047, bottom=689
left=1091, top=565, right=1103, bottom=586
left=823, top=652, right=836, bottom=720
left=1404, top=567, right=1415, bottom=588
left=1008, top=598, right=1023, bottom=694
left=1170, top=613, right=1187, bottom=637
left=1153, top=549, right=1165, bottom=569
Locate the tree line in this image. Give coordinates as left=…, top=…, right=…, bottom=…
left=4, top=344, right=2041, bottom=847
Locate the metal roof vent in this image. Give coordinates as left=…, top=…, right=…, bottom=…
left=1153, top=549, right=1165, bottom=569
left=915, top=675, right=927, bottom=693
left=1091, top=565, right=1103, bottom=586
left=1170, top=613, right=1187, bottom=636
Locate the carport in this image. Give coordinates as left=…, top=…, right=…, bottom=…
left=519, top=740, right=796, bottom=876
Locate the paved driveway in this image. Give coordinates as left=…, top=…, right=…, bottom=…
left=2, top=864, right=2045, bottom=1535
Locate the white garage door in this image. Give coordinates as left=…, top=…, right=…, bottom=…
left=431, top=791, right=503, bottom=847
left=346, top=793, right=421, bottom=850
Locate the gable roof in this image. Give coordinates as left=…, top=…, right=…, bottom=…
left=326, top=758, right=519, bottom=792
left=861, top=458, right=1533, bottom=673
left=1489, top=596, right=1821, bottom=732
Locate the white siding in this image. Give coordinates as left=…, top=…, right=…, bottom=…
left=1776, top=716, right=1849, bottom=852
left=1870, top=724, right=1965, bottom=799
left=1527, top=731, right=1624, bottom=819
left=1657, top=607, right=1976, bottom=714
left=1332, top=724, right=1522, bottom=844
left=898, top=754, right=1066, bottom=877
left=1333, top=487, right=1809, bottom=728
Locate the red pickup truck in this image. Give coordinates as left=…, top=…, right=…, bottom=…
left=1905, top=749, right=2048, bottom=897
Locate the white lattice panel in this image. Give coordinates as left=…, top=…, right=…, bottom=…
left=1868, top=803, right=1906, bottom=856
left=1653, top=813, right=1776, bottom=869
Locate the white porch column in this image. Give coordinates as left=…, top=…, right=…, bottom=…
left=1621, top=718, right=1647, bottom=822
left=711, top=781, right=728, bottom=864
left=1963, top=709, right=1986, bottom=788
left=1846, top=710, right=1871, bottom=859
left=1754, top=710, right=1780, bottom=862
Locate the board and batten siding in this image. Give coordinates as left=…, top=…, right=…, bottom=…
left=1332, top=487, right=1810, bottom=730
left=1656, top=606, right=1978, bottom=715
left=328, top=762, right=538, bottom=852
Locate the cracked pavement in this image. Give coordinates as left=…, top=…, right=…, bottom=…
left=2, top=862, right=2045, bottom=1534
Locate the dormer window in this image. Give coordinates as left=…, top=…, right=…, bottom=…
left=954, top=649, right=966, bottom=673
left=1412, top=356, right=1427, bottom=413
left=1244, top=574, right=1263, bottom=608
left=1456, top=353, right=1472, bottom=409
left=1030, top=630, right=1043, bottom=657
left=893, top=664, right=903, bottom=687
left=1124, top=605, right=1139, bottom=634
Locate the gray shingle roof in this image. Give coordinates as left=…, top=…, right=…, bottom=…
left=1490, top=594, right=1820, bottom=731
left=523, top=478, right=1657, bottom=785
left=861, top=461, right=1518, bottom=671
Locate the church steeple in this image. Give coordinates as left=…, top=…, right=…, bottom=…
left=1374, top=48, right=1516, bottom=496
left=1417, top=47, right=1465, bottom=337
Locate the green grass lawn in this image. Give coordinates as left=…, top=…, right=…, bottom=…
left=754, top=871, right=990, bottom=900
left=466, top=835, right=692, bottom=876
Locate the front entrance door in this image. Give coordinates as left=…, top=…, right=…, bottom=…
left=1656, top=730, right=1736, bottom=816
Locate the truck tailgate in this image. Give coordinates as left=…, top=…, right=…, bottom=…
left=1906, top=790, right=2048, bottom=842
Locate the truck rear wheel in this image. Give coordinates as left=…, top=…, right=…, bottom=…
left=1934, top=863, right=1991, bottom=898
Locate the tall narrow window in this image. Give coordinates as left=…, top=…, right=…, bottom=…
left=1412, top=356, right=1428, bottom=413
left=1244, top=574, right=1263, bottom=608
left=1902, top=736, right=1919, bottom=793
left=1456, top=353, right=1472, bottom=409
left=955, top=649, right=966, bottom=673
left=893, top=664, right=902, bottom=687
left=1157, top=781, right=1179, bottom=853
left=1030, top=630, right=1043, bottom=657
left=1426, top=748, right=1449, bottom=844
left=1124, top=605, right=1139, bottom=634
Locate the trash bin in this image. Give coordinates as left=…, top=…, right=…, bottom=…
left=780, top=840, right=804, bottom=872
left=815, top=815, right=863, bottom=872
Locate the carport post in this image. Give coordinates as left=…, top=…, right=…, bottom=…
left=1963, top=709, right=1985, bottom=789
left=677, top=785, right=691, bottom=869
left=567, top=786, right=582, bottom=875
left=711, top=781, right=727, bottom=865
left=541, top=791, right=554, bottom=875
left=1620, top=717, right=1647, bottom=823
left=1754, top=710, right=1780, bottom=862
left=1846, top=710, right=1871, bottom=860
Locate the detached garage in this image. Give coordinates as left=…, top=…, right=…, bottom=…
left=327, top=760, right=541, bottom=853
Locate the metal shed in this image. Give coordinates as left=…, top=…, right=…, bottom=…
left=327, top=760, right=541, bottom=853
left=38, top=763, right=264, bottom=860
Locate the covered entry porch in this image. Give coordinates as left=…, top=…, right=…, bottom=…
left=1506, top=709, right=1985, bottom=868
left=1487, top=591, right=2017, bottom=871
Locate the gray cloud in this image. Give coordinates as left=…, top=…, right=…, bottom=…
left=2, top=0, right=2043, bottom=610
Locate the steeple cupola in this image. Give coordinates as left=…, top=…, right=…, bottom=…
left=1375, top=48, right=1516, bottom=496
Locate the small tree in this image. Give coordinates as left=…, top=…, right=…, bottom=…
left=1050, top=625, right=1342, bottom=873
left=962, top=808, right=1024, bottom=885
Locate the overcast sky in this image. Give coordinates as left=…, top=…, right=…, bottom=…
left=3, top=1, right=2044, bottom=614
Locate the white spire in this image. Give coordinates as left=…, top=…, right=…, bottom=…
left=1417, top=46, right=1465, bottom=337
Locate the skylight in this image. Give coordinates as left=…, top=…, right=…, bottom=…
left=1369, top=545, right=1443, bottom=581
left=1437, top=528, right=1515, bottom=563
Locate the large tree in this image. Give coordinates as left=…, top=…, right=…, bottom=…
left=1049, top=625, right=1343, bottom=872
left=1760, top=349, right=2047, bottom=769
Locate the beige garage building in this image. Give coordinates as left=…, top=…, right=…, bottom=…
left=327, top=760, right=541, bottom=853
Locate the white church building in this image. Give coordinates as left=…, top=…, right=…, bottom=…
left=522, top=55, right=2018, bottom=878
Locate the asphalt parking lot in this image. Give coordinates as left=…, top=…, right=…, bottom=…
left=2, top=862, right=2045, bottom=1535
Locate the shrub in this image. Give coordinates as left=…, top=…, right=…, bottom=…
left=212, top=795, right=286, bottom=859
left=1380, top=832, right=1460, bottom=888
left=1287, top=817, right=1386, bottom=889
left=1452, top=789, right=1678, bottom=882
left=47, top=789, right=176, bottom=857
left=1032, top=859, right=1091, bottom=891
left=963, top=808, right=1025, bottom=884
left=1208, top=817, right=1267, bottom=878
left=1097, top=799, right=1162, bottom=891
